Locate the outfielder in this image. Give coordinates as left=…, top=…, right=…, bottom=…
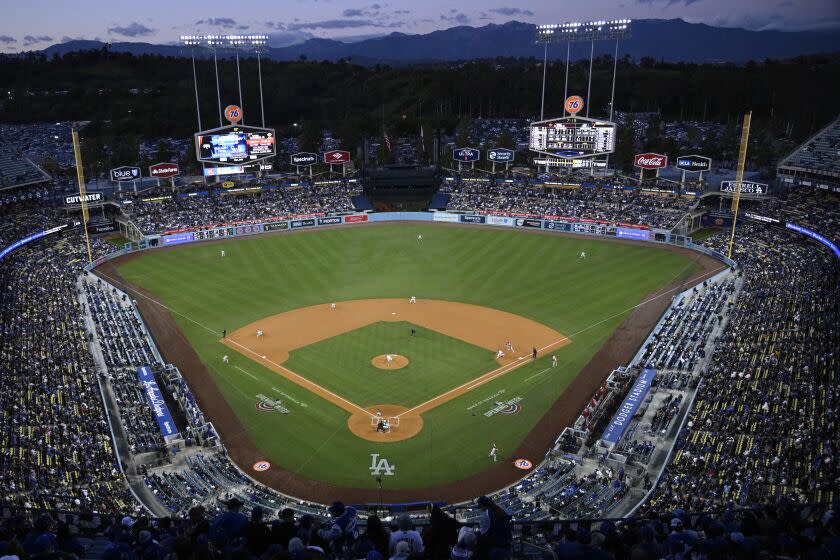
left=222, top=355, right=229, bottom=363
left=552, top=355, right=558, bottom=367
left=220, top=250, right=226, bottom=258
left=417, top=234, right=423, bottom=241
left=489, top=444, right=498, bottom=462
left=579, top=251, right=586, bottom=260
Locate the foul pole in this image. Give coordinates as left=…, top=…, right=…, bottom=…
left=71, top=129, right=92, bottom=264
left=727, top=111, right=752, bottom=260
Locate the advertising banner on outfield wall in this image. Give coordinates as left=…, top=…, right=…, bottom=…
left=487, top=215, right=515, bottom=227
left=318, top=217, right=343, bottom=226
left=616, top=228, right=651, bottom=240
left=290, top=218, right=316, bottom=228
left=601, top=368, right=656, bottom=445
left=344, top=214, right=369, bottom=223
left=459, top=215, right=486, bottom=224
left=162, top=232, right=196, bottom=245
left=136, top=366, right=179, bottom=438
left=433, top=212, right=461, bottom=223
left=515, top=218, right=543, bottom=228
left=264, top=221, right=289, bottom=232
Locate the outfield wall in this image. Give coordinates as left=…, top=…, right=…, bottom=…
left=100, top=210, right=735, bottom=270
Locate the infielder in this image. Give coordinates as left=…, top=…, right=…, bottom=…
left=330, top=302, right=337, bottom=311
left=489, top=444, right=498, bottom=462
left=409, top=296, right=417, bottom=304
left=496, top=349, right=505, bottom=359
left=505, top=341, right=514, bottom=352
left=257, top=329, right=264, bottom=338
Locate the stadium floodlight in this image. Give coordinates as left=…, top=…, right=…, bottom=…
left=536, top=19, right=631, bottom=43
left=180, top=34, right=271, bottom=129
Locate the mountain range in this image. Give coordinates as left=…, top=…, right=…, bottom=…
left=40, top=19, right=840, bottom=65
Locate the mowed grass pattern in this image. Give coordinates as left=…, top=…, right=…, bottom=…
left=116, top=224, right=703, bottom=490
left=283, top=321, right=499, bottom=408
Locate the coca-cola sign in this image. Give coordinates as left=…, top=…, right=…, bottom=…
left=634, top=153, right=668, bottom=169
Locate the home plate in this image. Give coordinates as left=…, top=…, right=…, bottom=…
left=518, top=357, right=524, bottom=360
left=392, top=312, right=396, bottom=316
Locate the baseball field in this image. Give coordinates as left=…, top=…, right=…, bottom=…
left=103, top=223, right=719, bottom=503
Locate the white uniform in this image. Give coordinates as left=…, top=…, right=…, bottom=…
left=580, top=251, right=586, bottom=259
left=386, top=354, right=393, bottom=364
left=552, top=355, right=558, bottom=367
left=489, top=445, right=498, bottom=462
left=375, top=410, right=383, bottom=419
left=505, top=341, right=514, bottom=352
left=222, top=355, right=229, bottom=363
left=257, top=330, right=264, bottom=338
left=417, top=235, right=423, bottom=241
left=409, top=296, right=416, bottom=304
left=496, top=349, right=505, bottom=359
left=330, top=303, right=336, bottom=311
left=220, top=250, right=226, bottom=257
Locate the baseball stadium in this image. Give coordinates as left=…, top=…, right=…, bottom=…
left=1, top=9, right=839, bottom=560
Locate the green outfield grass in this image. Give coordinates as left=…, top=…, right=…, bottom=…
left=283, top=321, right=498, bottom=408
left=115, top=224, right=702, bottom=491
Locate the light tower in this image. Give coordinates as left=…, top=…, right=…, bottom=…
left=179, top=34, right=270, bottom=130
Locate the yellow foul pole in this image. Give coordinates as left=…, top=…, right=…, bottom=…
left=71, top=129, right=93, bottom=264
left=727, top=111, right=752, bottom=260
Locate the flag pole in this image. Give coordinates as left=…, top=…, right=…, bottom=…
left=727, top=111, right=752, bottom=260
left=71, top=129, right=93, bottom=265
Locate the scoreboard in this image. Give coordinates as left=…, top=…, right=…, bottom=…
left=195, top=125, right=276, bottom=165
left=529, top=116, right=616, bottom=159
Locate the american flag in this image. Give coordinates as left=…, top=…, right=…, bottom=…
left=383, top=129, right=392, bottom=152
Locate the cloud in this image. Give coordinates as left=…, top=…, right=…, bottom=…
left=107, top=22, right=155, bottom=37
left=488, top=7, right=535, bottom=17
left=23, top=35, right=53, bottom=46
left=440, top=11, right=469, bottom=25
left=196, top=17, right=239, bottom=28
left=0, top=35, right=15, bottom=44
left=343, top=9, right=365, bottom=17
left=637, top=0, right=704, bottom=5
left=286, top=19, right=386, bottom=31
left=266, top=30, right=314, bottom=47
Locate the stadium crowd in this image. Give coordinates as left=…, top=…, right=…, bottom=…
left=123, top=183, right=361, bottom=234
left=441, top=179, right=692, bottom=230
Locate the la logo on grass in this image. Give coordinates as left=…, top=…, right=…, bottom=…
left=369, top=453, right=396, bottom=476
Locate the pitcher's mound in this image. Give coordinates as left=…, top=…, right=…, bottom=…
left=371, top=354, right=409, bottom=370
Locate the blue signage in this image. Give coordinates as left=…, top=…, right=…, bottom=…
left=487, top=148, right=514, bottom=163
left=616, top=228, right=650, bottom=240
left=0, top=224, right=70, bottom=260
left=453, top=147, right=480, bottom=162
left=786, top=223, right=840, bottom=259
left=136, top=366, right=178, bottom=437
left=601, top=369, right=656, bottom=444
left=162, top=232, right=196, bottom=246
left=110, top=166, right=142, bottom=182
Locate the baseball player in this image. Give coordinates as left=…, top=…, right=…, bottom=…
left=222, top=329, right=227, bottom=338
left=330, top=302, right=337, bottom=311
left=220, top=250, right=226, bottom=258
left=496, top=349, right=505, bottom=359
left=579, top=250, right=586, bottom=260
left=552, top=355, right=558, bottom=367
left=489, top=444, right=498, bottom=462
left=417, top=234, right=423, bottom=241
left=505, top=341, right=514, bottom=352
left=222, top=355, right=229, bottom=363
left=532, top=347, right=538, bottom=360
left=409, top=296, right=416, bottom=304
left=375, top=409, right=383, bottom=420
left=410, top=328, right=416, bottom=337
left=386, top=354, right=394, bottom=365
left=257, top=329, right=264, bottom=338
left=382, top=419, right=391, bottom=432
left=376, top=419, right=387, bottom=433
